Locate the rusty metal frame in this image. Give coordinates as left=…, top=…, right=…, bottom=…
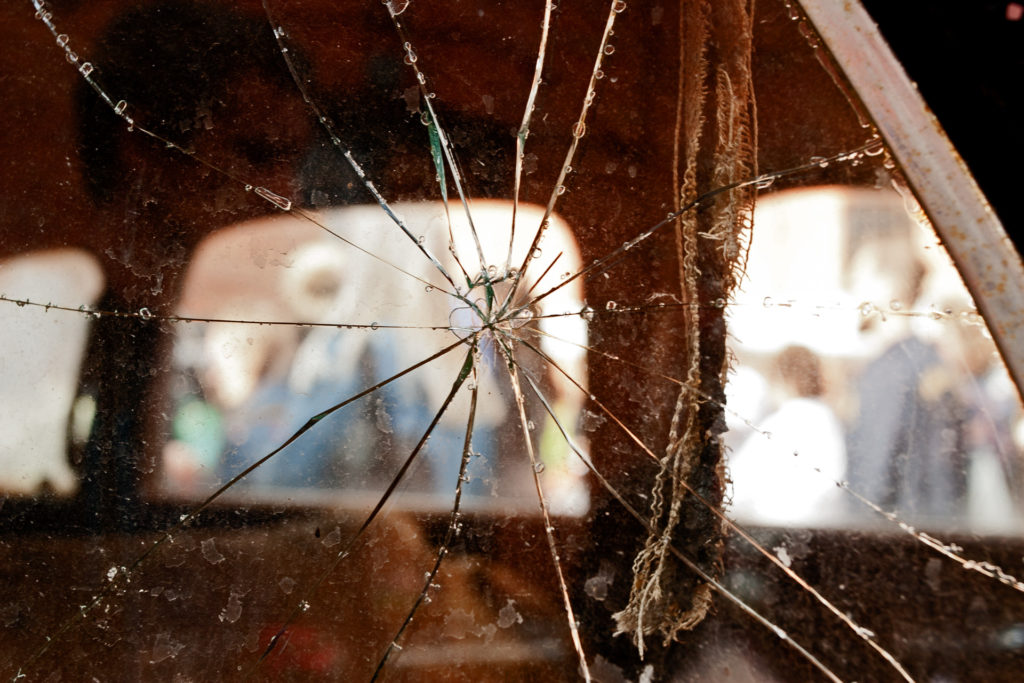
left=798, top=0, right=1024, bottom=396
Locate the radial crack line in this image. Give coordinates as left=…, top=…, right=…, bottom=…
left=517, top=368, right=845, bottom=683
left=292, top=206, right=459, bottom=298
left=375, top=4, right=490, bottom=281
left=507, top=0, right=556, bottom=273
left=0, top=295, right=461, bottom=335
left=523, top=138, right=888, bottom=314
left=252, top=346, right=479, bottom=672
left=420, top=93, right=490, bottom=281
left=423, top=109, right=474, bottom=286
left=32, top=1, right=456, bottom=301
left=14, top=335, right=467, bottom=680
left=506, top=0, right=624, bottom=312
left=525, top=325, right=751, bottom=423
left=260, top=0, right=464, bottom=295
left=526, top=324, right=1024, bottom=597
left=529, top=324, right=1024, bottom=599
left=517, top=338, right=914, bottom=682
left=502, top=349, right=592, bottom=682
left=841, top=484, right=1024, bottom=594
left=371, top=357, right=481, bottom=680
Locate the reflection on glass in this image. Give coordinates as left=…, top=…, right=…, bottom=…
left=729, top=186, right=1024, bottom=533
left=162, top=201, right=589, bottom=513
left=729, top=344, right=847, bottom=526
left=0, top=249, right=103, bottom=495
left=1, top=0, right=1022, bottom=681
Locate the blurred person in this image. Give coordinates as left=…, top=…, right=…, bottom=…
left=939, top=300, right=1023, bottom=533
left=843, top=242, right=967, bottom=525
left=729, top=345, right=846, bottom=526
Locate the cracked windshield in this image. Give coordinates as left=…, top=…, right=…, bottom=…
left=0, top=0, right=1022, bottom=681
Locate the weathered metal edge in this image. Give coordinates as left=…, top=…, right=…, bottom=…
left=797, top=0, right=1024, bottom=397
